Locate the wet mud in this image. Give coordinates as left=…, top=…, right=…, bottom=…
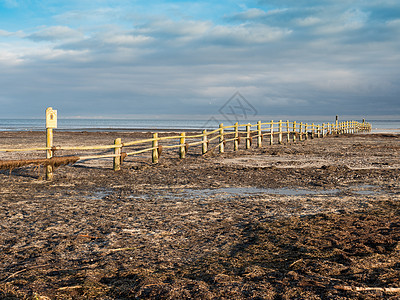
left=0, top=132, right=399, bottom=299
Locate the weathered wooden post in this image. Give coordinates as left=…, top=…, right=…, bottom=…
left=113, top=138, right=122, bottom=171
left=311, top=123, right=315, bottom=138
left=278, top=120, right=283, bottom=144
left=179, top=132, right=186, bottom=158
left=322, top=123, right=326, bottom=138
left=286, top=120, right=290, bottom=143
left=335, top=115, right=339, bottom=134
left=305, top=123, right=308, bottom=140
left=152, top=133, right=159, bottom=164
left=202, top=129, right=208, bottom=154
left=270, top=120, right=274, bottom=145
left=219, top=123, right=224, bottom=153
left=257, top=121, right=262, bottom=148
left=234, top=122, right=239, bottom=151
left=293, top=121, right=296, bottom=143
left=317, top=124, right=321, bottom=138
left=45, top=107, right=57, bottom=180
left=246, top=123, right=251, bottom=149
left=299, top=122, right=303, bottom=141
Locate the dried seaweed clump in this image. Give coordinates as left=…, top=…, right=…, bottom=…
left=0, top=156, right=80, bottom=171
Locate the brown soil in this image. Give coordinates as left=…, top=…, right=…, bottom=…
left=0, top=132, right=399, bottom=299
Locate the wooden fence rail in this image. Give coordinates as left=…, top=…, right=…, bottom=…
left=0, top=119, right=371, bottom=180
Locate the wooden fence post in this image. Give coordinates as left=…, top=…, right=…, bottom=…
left=202, top=130, right=208, bottom=154
left=234, top=122, right=239, bottom=151
left=46, top=128, right=53, bottom=180
left=219, top=123, right=224, bottom=153
left=293, top=121, right=296, bottom=143
left=312, top=123, right=315, bottom=138
left=299, top=122, right=303, bottom=141
left=270, top=120, right=274, bottom=145
left=257, top=121, right=262, bottom=148
left=113, top=138, right=122, bottom=171
left=335, top=116, right=339, bottom=134
left=305, top=123, right=308, bottom=140
left=152, top=133, right=158, bottom=164
left=278, top=120, right=283, bottom=144
left=286, top=120, right=290, bottom=143
left=317, top=124, right=321, bottom=138
left=179, top=132, right=186, bottom=158
left=322, top=123, right=325, bottom=137
left=246, top=123, right=251, bottom=149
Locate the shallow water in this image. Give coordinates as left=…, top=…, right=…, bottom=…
left=124, top=186, right=382, bottom=201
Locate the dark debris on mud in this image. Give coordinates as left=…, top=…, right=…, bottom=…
left=0, top=133, right=399, bottom=299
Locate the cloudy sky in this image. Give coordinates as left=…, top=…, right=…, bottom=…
left=0, top=0, right=399, bottom=119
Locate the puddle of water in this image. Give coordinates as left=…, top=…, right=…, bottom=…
left=184, top=187, right=340, bottom=197
left=86, top=190, right=112, bottom=200
left=124, top=185, right=380, bottom=201
left=347, top=184, right=379, bottom=195
left=126, top=187, right=342, bottom=201
left=351, top=190, right=377, bottom=195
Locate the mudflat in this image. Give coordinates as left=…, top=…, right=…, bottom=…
left=1, top=131, right=399, bottom=299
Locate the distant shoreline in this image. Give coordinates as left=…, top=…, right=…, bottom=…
left=1, top=128, right=399, bottom=134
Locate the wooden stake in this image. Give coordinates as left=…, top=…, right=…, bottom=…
left=179, top=132, right=186, bottom=158
left=312, top=123, right=315, bottom=138
left=305, top=123, right=308, bottom=140
left=257, top=121, right=262, bottom=148
left=278, top=120, right=282, bottom=144
left=202, top=130, right=208, bottom=154
left=113, top=138, right=122, bottom=171
left=293, top=121, right=296, bottom=143
left=152, top=133, right=158, bottom=164
left=322, top=123, right=325, bottom=137
left=270, top=120, right=274, bottom=145
left=299, top=122, right=303, bottom=141
left=286, top=120, right=290, bottom=143
left=246, top=123, right=251, bottom=149
left=219, top=123, right=224, bottom=153
left=46, top=128, right=53, bottom=180
left=234, top=122, right=239, bottom=151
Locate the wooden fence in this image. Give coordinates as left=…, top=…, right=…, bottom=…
left=0, top=119, right=371, bottom=180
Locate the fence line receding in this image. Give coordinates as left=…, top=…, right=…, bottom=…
left=0, top=114, right=372, bottom=180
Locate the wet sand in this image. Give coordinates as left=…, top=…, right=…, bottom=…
left=0, top=131, right=399, bottom=299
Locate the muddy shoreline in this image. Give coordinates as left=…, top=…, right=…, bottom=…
left=1, top=132, right=399, bottom=299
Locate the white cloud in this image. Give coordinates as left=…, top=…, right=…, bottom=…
left=102, top=34, right=153, bottom=46
left=206, top=24, right=292, bottom=45
left=0, top=49, right=24, bottom=65
left=296, top=16, right=321, bottom=26
left=0, top=29, right=12, bottom=36
left=27, top=26, right=84, bottom=42
left=1, top=0, right=400, bottom=117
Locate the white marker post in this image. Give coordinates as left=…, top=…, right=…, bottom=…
left=45, top=107, right=57, bottom=180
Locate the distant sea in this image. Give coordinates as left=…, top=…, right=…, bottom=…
left=0, top=118, right=399, bottom=133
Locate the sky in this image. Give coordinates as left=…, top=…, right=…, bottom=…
left=0, top=0, right=399, bottom=119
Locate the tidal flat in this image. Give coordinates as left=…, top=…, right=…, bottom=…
left=1, top=132, right=399, bottom=299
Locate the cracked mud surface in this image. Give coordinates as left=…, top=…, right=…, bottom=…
left=0, top=132, right=399, bottom=299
